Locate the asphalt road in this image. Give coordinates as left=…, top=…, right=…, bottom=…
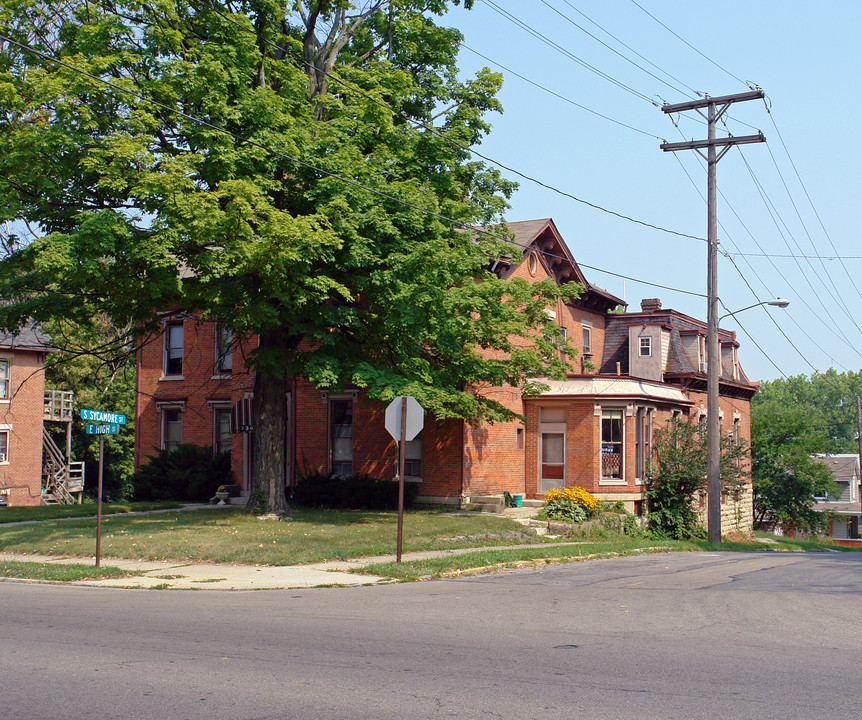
left=2, top=551, right=860, bottom=719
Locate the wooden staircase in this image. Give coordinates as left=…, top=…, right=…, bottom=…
left=41, top=390, right=85, bottom=505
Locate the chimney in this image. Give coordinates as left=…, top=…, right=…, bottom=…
left=640, top=298, right=662, bottom=313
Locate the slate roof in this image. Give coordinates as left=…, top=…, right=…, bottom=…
left=0, top=320, right=54, bottom=352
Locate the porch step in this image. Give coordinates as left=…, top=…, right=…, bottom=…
left=512, top=517, right=551, bottom=536
left=462, top=495, right=505, bottom=513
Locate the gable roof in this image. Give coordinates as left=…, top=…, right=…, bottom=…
left=501, top=219, right=625, bottom=313
left=812, top=454, right=859, bottom=481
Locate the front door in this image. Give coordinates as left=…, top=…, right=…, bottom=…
left=540, top=428, right=566, bottom=493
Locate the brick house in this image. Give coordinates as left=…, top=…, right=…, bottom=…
left=135, top=218, right=757, bottom=533
left=0, top=323, right=69, bottom=507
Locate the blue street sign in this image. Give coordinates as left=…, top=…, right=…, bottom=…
left=81, top=409, right=126, bottom=425
left=85, top=423, right=120, bottom=435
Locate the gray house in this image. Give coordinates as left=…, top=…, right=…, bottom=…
left=812, top=454, right=860, bottom=541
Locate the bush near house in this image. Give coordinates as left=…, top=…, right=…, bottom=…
left=543, top=486, right=600, bottom=523
left=132, top=445, right=232, bottom=501
left=292, top=472, right=419, bottom=510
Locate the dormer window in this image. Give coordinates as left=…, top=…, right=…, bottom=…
left=639, top=337, right=652, bottom=357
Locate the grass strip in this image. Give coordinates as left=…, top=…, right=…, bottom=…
left=0, top=501, right=184, bottom=523
left=0, top=560, right=141, bottom=582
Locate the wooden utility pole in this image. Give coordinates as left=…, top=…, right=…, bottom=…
left=660, top=90, right=765, bottom=544
left=856, top=397, right=862, bottom=513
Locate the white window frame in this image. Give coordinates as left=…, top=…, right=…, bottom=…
left=162, top=408, right=182, bottom=451
left=0, top=426, right=10, bottom=464
left=639, top=336, right=652, bottom=357
left=211, top=403, right=232, bottom=456
left=582, top=323, right=592, bottom=354
left=0, top=358, right=9, bottom=401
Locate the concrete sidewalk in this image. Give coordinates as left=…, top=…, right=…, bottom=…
left=0, top=540, right=583, bottom=590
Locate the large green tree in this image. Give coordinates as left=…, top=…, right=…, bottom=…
left=0, top=1, right=577, bottom=513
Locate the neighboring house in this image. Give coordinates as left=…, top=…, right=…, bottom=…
left=0, top=323, right=83, bottom=507
left=134, top=218, right=757, bottom=533
left=812, top=454, right=861, bottom=544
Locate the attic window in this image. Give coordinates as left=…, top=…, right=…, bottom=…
left=639, top=337, right=652, bottom=357
left=528, top=251, right=538, bottom=276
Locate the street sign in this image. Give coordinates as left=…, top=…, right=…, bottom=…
left=81, top=408, right=126, bottom=425
left=385, top=396, right=424, bottom=441
left=85, top=423, right=120, bottom=435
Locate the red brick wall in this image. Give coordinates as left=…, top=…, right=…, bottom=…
left=0, top=349, right=47, bottom=506
left=135, top=316, right=254, bottom=486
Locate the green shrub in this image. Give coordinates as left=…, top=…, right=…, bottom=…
left=132, top=445, right=232, bottom=501
left=292, top=472, right=418, bottom=510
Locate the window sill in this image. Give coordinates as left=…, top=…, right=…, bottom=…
left=211, top=373, right=232, bottom=381
left=599, top=478, right=627, bottom=486
left=159, top=375, right=186, bottom=382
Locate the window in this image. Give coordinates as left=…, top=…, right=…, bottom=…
left=639, top=336, right=652, bottom=357
left=404, top=431, right=422, bottom=478
left=0, top=359, right=8, bottom=399
left=601, top=409, right=623, bottom=479
left=559, top=326, right=567, bottom=352
left=163, top=409, right=182, bottom=451
left=214, top=408, right=231, bottom=455
left=164, top=322, right=184, bottom=376
left=216, top=325, right=233, bottom=374
left=634, top=408, right=651, bottom=481
left=582, top=324, right=592, bottom=353
left=516, top=427, right=524, bottom=450
left=330, top=399, right=353, bottom=476
left=0, top=430, right=8, bottom=463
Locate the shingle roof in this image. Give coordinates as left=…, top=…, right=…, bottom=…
left=0, top=320, right=54, bottom=352
left=812, top=454, right=859, bottom=481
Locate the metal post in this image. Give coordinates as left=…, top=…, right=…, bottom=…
left=397, top=396, right=406, bottom=563
left=95, top=435, right=103, bottom=567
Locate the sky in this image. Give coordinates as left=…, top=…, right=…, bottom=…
left=440, top=0, right=861, bottom=384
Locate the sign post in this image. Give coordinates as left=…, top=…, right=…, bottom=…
left=385, top=396, right=424, bottom=563
left=82, top=409, right=125, bottom=567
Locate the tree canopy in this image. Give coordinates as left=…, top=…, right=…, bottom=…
left=0, top=1, right=579, bottom=512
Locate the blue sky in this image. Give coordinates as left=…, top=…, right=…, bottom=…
left=443, top=0, right=860, bottom=383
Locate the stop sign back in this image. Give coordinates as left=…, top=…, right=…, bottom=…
left=385, top=396, right=424, bottom=441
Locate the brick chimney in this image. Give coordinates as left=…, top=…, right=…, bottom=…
left=640, top=298, right=662, bottom=313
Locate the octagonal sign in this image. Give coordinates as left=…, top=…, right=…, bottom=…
left=385, top=396, right=424, bottom=441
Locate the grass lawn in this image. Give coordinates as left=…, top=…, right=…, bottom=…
left=0, top=559, right=140, bottom=582
left=0, top=506, right=552, bottom=565
left=0, top=501, right=184, bottom=524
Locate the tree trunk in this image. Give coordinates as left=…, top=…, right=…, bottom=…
left=248, top=366, right=290, bottom=517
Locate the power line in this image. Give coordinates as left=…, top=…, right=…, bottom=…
left=186, top=0, right=708, bottom=241
left=557, top=0, right=700, bottom=97
left=479, top=0, right=659, bottom=106
left=538, top=0, right=694, bottom=99
left=627, top=0, right=748, bottom=88
left=0, top=31, right=708, bottom=305
left=458, top=43, right=661, bottom=140
left=764, top=104, right=862, bottom=304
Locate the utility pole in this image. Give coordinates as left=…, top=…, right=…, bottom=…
left=856, top=397, right=862, bottom=513
left=660, top=90, right=765, bottom=544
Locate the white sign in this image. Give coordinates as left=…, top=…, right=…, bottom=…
left=385, top=396, right=424, bottom=441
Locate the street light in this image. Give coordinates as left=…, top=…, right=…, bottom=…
left=719, top=298, right=790, bottom=320
left=707, top=297, right=790, bottom=543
